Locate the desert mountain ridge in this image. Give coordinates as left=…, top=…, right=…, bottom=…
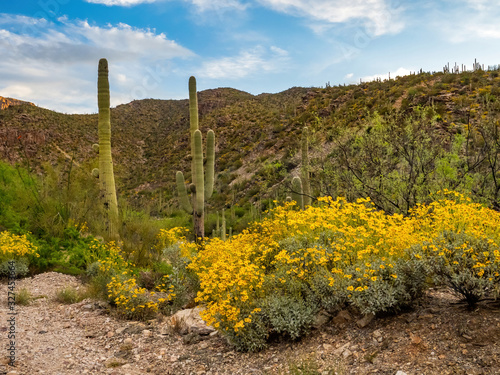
left=0, top=95, right=35, bottom=110
left=1, top=66, right=500, bottom=214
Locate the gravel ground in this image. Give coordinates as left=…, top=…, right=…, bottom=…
left=1, top=272, right=500, bottom=375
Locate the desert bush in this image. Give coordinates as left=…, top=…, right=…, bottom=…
left=0, top=231, right=38, bottom=277
left=54, top=286, right=87, bottom=304
left=190, top=191, right=500, bottom=351
left=413, top=231, right=500, bottom=307
left=15, top=287, right=32, bottom=306
left=190, top=198, right=429, bottom=351
left=91, top=227, right=194, bottom=319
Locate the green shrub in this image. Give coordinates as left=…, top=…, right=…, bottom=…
left=414, top=231, right=500, bottom=307
left=342, top=258, right=428, bottom=315
left=0, top=258, right=29, bottom=278
left=15, top=287, right=32, bottom=306
left=54, top=286, right=86, bottom=304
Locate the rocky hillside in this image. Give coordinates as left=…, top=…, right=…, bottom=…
left=1, top=67, right=500, bottom=213
left=0, top=96, right=34, bottom=110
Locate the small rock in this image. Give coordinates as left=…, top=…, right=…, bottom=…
left=323, top=343, right=333, bottom=351
left=164, top=307, right=215, bottom=336
left=332, top=310, right=352, bottom=325
left=170, top=355, right=179, bottom=362
left=372, top=329, right=382, bottom=338
left=124, top=338, right=133, bottom=345
left=333, top=343, right=349, bottom=356
left=82, top=304, right=93, bottom=310
left=107, top=331, right=114, bottom=338
left=199, top=342, right=209, bottom=349
left=395, top=371, right=408, bottom=375
left=143, top=329, right=152, bottom=337
left=183, top=332, right=203, bottom=345
left=356, top=313, right=375, bottom=328
left=342, top=349, right=353, bottom=358
left=116, top=326, right=127, bottom=335
left=418, top=313, right=434, bottom=320
left=159, top=325, right=170, bottom=335
left=411, top=335, right=422, bottom=345
left=313, top=310, right=331, bottom=328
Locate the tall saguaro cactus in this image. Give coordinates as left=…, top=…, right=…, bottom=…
left=176, top=76, right=215, bottom=239
left=97, top=58, right=119, bottom=240
left=301, top=126, right=312, bottom=207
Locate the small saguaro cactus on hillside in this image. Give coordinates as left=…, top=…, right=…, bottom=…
left=291, top=176, right=304, bottom=210
left=176, top=76, right=215, bottom=240
left=301, top=126, right=312, bottom=207
left=97, top=58, right=120, bottom=241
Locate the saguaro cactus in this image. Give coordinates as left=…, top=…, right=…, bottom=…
left=97, top=58, right=119, bottom=240
left=292, top=176, right=304, bottom=210
left=301, top=126, right=312, bottom=207
left=221, top=208, right=226, bottom=241
left=176, top=76, right=215, bottom=239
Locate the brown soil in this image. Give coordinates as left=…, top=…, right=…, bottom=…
left=1, top=272, right=500, bottom=375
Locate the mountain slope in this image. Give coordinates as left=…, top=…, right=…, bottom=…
left=1, top=67, right=500, bottom=214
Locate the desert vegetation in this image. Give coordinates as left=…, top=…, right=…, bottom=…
left=1, top=60, right=500, bottom=356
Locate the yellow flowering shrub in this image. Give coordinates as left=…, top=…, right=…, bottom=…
left=0, top=231, right=39, bottom=277
left=106, top=272, right=175, bottom=320
left=94, top=228, right=189, bottom=320
left=412, top=231, right=500, bottom=306
left=190, top=192, right=500, bottom=351
left=97, top=241, right=133, bottom=275
left=0, top=231, right=39, bottom=261
left=157, top=227, right=190, bottom=248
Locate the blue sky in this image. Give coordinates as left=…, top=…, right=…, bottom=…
left=0, top=0, right=499, bottom=113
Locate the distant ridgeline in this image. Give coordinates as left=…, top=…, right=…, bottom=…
left=0, top=96, right=34, bottom=110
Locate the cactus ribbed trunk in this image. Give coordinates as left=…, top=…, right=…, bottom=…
left=292, top=176, right=304, bottom=210
left=193, top=129, right=205, bottom=239
left=177, top=76, right=216, bottom=240
left=97, top=58, right=119, bottom=241
left=189, top=76, right=199, bottom=185
left=301, top=126, right=311, bottom=207
left=221, top=208, right=226, bottom=241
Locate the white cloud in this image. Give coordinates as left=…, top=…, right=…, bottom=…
left=434, top=0, right=500, bottom=42
left=0, top=14, right=194, bottom=113
left=463, top=0, right=496, bottom=10
left=186, top=0, right=248, bottom=11
left=85, top=0, right=156, bottom=6
left=197, top=46, right=288, bottom=79
left=361, top=67, right=413, bottom=82
left=344, top=73, right=354, bottom=79
left=85, top=0, right=248, bottom=11
left=257, top=0, right=405, bottom=36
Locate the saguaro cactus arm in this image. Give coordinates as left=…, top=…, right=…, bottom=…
left=193, top=130, right=205, bottom=216
left=301, top=126, right=312, bottom=207
left=292, top=176, right=304, bottom=210
left=189, top=76, right=199, bottom=134
left=176, top=171, right=192, bottom=213
left=205, top=129, right=215, bottom=199
left=189, top=76, right=199, bottom=184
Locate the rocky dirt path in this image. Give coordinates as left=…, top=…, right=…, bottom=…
left=1, top=272, right=500, bottom=375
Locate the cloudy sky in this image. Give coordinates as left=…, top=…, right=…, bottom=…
left=1, top=0, right=499, bottom=113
